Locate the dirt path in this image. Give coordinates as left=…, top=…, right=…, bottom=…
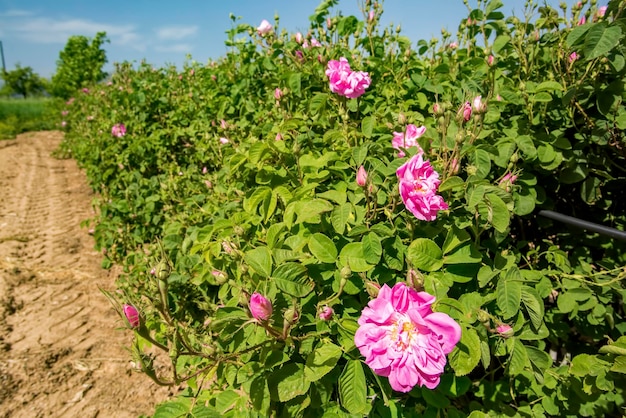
left=0, top=131, right=171, bottom=417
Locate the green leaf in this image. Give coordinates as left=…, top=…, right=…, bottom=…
left=304, top=342, right=343, bottom=382
left=362, top=233, right=382, bottom=265
left=309, top=93, right=329, bottom=115
left=583, top=23, right=622, bottom=61
left=339, top=360, right=368, bottom=415
left=611, top=356, right=626, bottom=374
left=268, top=363, right=310, bottom=402
left=478, top=193, right=510, bottom=233
left=272, top=262, right=314, bottom=297
left=153, top=399, right=192, bottom=418
left=331, top=203, right=352, bottom=234
left=521, top=286, right=544, bottom=329
left=339, top=242, right=374, bottom=272
left=308, top=233, right=337, bottom=263
left=407, top=238, right=443, bottom=271
left=497, top=271, right=522, bottom=319
left=566, top=23, right=592, bottom=48
left=361, top=116, right=375, bottom=138
left=473, top=149, right=491, bottom=178
left=288, top=72, right=302, bottom=96
left=531, top=92, right=552, bottom=102
left=508, top=338, right=530, bottom=375
left=492, top=34, right=510, bottom=53
left=244, top=246, right=273, bottom=277
left=438, top=176, right=465, bottom=192
left=444, top=242, right=482, bottom=265
left=449, top=327, right=481, bottom=376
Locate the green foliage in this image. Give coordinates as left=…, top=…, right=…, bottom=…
left=0, top=98, right=58, bottom=138
left=50, top=31, right=109, bottom=99
left=0, top=64, right=46, bottom=98
left=60, top=0, right=626, bottom=416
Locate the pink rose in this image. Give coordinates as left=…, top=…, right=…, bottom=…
left=392, top=124, right=426, bottom=158
left=250, top=292, right=272, bottom=321
left=295, top=32, right=303, bottom=44
left=219, top=137, right=229, bottom=144
left=496, top=324, right=514, bottom=338
left=569, top=51, right=579, bottom=63
left=274, top=87, right=283, bottom=100
left=311, top=37, right=321, bottom=47
left=597, top=6, right=607, bottom=17
left=368, top=10, right=375, bottom=22
left=111, top=123, right=126, bottom=138
left=487, top=55, right=495, bottom=66
left=325, top=57, right=371, bottom=99
left=257, top=19, right=272, bottom=36
left=396, top=153, right=448, bottom=221
left=355, top=282, right=461, bottom=392
left=319, top=306, right=334, bottom=321
left=448, top=42, right=458, bottom=49
left=460, top=101, right=472, bottom=122
left=578, top=15, right=586, bottom=25
left=123, top=304, right=140, bottom=328
left=275, top=133, right=283, bottom=141
left=356, top=165, right=368, bottom=187
left=472, top=95, right=486, bottom=113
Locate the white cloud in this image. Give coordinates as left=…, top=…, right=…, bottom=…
left=154, top=43, right=193, bottom=53
left=155, top=25, right=198, bottom=41
left=0, top=12, right=145, bottom=51
left=0, top=9, right=34, bottom=17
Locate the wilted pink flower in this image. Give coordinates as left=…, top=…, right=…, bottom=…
left=274, top=87, right=283, bottom=100
left=66, top=98, right=74, bottom=105
left=355, top=282, right=461, bottom=392
left=357, top=165, right=368, bottom=187
left=597, top=6, right=607, bottom=17
left=325, top=57, right=371, bottom=99
left=257, top=19, right=273, bottom=36
left=496, top=324, right=514, bottom=338
left=392, top=124, right=426, bottom=158
left=487, top=55, right=494, bottom=66
left=111, top=123, right=126, bottom=138
left=397, top=153, right=448, bottom=221
left=219, top=137, right=229, bottom=144
left=569, top=51, right=579, bottom=63
left=460, top=101, right=472, bottom=122
left=295, top=32, right=304, bottom=44
left=211, top=269, right=227, bottom=283
left=250, top=292, right=272, bottom=321
left=123, top=304, right=140, bottom=328
left=578, top=15, right=586, bottom=25
left=82, top=87, right=89, bottom=93
left=448, top=42, right=458, bottom=49
left=319, top=306, right=334, bottom=321
left=61, top=110, right=69, bottom=116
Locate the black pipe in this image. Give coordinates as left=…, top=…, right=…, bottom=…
left=538, top=210, right=626, bottom=241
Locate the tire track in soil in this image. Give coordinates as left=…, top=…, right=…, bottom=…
left=0, top=131, right=171, bottom=418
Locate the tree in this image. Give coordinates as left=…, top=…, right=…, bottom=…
left=0, top=64, right=46, bottom=98
left=50, top=31, right=109, bottom=99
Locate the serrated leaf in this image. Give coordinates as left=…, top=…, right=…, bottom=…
left=153, top=399, right=191, bottom=418
left=439, top=176, right=465, bottom=192
left=508, top=338, right=530, bottom=375
left=449, top=327, right=481, bottom=376
left=362, top=233, right=382, bottom=265
left=308, top=233, right=337, bottom=263
left=566, top=23, right=592, bottom=48
left=268, top=363, right=310, bottom=402
left=339, top=360, right=368, bottom=415
left=331, top=203, right=351, bottom=234
left=583, top=23, right=622, bottom=61
left=407, top=238, right=443, bottom=271
left=521, top=286, right=544, bottom=329
left=272, top=262, right=314, bottom=297
left=497, top=273, right=522, bottom=319
left=304, top=342, right=343, bottom=382
left=244, top=246, right=273, bottom=277
left=361, top=116, right=375, bottom=138
left=339, top=242, right=374, bottom=272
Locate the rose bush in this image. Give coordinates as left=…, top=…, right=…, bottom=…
left=60, top=0, right=626, bottom=416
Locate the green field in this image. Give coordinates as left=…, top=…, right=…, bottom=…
left=0, top=97, right=57, bottom=139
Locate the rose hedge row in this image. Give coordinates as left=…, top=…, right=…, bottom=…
left=60, top=0, right=626, bottom=416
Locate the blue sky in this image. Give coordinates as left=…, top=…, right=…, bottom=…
left=0, top=0, right=581, bottom=79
